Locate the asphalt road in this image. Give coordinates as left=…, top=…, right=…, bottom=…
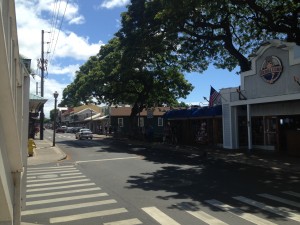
left=22, top=130, right=300, bottom=225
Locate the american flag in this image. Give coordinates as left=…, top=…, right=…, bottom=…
left=209, top=86, right=221, bottom=107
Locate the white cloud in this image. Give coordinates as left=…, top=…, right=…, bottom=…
left=15, top=0, right=102, bottom=64
left=69, top=15, right=85, bottom=25
left=15, top=0, right=104, bottom=117
left=51, top=32, right=103, bottom=60
left=100, top=0, right=130, bottom=9
left=48, top=63, right=80, bottom=80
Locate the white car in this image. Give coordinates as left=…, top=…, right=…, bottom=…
left=75, top=129, right=93, bottom=140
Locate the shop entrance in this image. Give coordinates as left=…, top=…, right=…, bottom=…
left=278, top=115, right=300, bottom=156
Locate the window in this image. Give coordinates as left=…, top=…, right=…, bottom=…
left=118, top=118, right=124, bottom=127
left=158, top=117, right=163, bottom=126
left=138, top=117, right=144, bottom=127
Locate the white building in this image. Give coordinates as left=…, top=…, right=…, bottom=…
left=221, top=40, right=300, bottom=155
left=0, top=0, right=30, bottom=224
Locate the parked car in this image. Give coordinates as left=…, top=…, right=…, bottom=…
left=66, top=127, right=74, bottom=133
left=75, top=128, right=93, bottom=140
left=56, top=126, right=67, bottom=133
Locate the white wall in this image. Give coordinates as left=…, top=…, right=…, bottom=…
left=0, top=0, right=29, bottom=224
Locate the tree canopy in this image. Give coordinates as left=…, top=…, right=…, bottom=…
left=61, top=0, right=299, bottom=113
left=118, top=0, right=299, bottom=73
left=61, top=37, right=193, bottom=116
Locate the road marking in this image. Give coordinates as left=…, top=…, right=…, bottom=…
left=187, top=210, right=229, bottom=225
left=26, top=193, right=108, bottom=205
left=27, top=169, right=79, bottom=176
left=27, top=178, right=90, bottom=187
left=50, top=208, right=128, bottom=223
left=27, top=167, right=76, bottom=173
left=26, top=187, right=101, bottom=198
left=142, top=207, right=181, bottom=225
left=258, top=193, right=300, bottom=208
left=27, top=175, right=85, bottom=183
left=233, top=196, right=300, bottom=222
left=60, top=172, right=82, bottom=176
left=76, top=156, right=140, bottom=163
left=22, top=199, right=117, bottom=215
left=104, top=218, right=143, bottom=225
left=283, top=191, right=300, bottom=198
left=27, top=183, right=96, bottom=192
left=206, top=199, right=276, bottom=225
left=27, top=165, right=75, bottom=170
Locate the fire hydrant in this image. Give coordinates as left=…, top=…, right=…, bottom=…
left=28, top=138, right=36, bottom=157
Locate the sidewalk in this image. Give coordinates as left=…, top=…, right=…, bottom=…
left=27, top=139, right=67, bottom=166
left=28, top=134, right=300, bottom=173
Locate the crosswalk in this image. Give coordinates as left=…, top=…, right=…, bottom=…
left=22, top=165, right=300, bottom=224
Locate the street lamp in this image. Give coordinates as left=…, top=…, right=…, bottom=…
left=90, top=109, right=93, bottom=132
left=53, top=91, right=59, bottom=146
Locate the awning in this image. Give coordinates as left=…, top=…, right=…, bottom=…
left=29, top=93, right=47, bottom=112
left=84, top=114, right=109, bottom=121
left=164, top=105, right=222, bottom=120
left=163, top=107, right=198, bottom=120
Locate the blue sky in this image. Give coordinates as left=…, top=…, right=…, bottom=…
left=15, top=0, right=240, bottom=118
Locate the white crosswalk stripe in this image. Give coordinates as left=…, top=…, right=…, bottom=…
left=22, top=199, right=117, bottom=215
left=27, top=182, right=96, bottom=192
left=142, top=206, right=181, bottom=225
left=186, top=210, right=229, bottom=225
left=26, top=175, right=85, bottom=183
left=283, top=191, right=300, bottom=198
left=27, top=169, right=80, bottom=176
left=205, top=199, right=276, bottom=225
left=26, top=192, right=109, bottom=206
left=258, top=193, right=300, bottom=208
left=26, top=187, right=101, bottom=198
left=49, top=208, right=128, bottom=223
left=26, top=178, right=90, bottom=187
left=233, top=196, right=300, bottom=222
left=103, top=218, right=143, bottom=225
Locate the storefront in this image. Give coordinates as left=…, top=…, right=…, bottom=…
left=221, top=40, right=300, bottom=155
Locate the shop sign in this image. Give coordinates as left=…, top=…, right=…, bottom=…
left=260, top=56, right=283, bottom=84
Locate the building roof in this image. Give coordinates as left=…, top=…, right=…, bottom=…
left=110, top=106, right=170, bottom=117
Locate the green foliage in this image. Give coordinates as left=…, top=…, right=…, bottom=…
left=119, top=0, right=299, bottom=72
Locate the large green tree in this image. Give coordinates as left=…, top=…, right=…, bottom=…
left=61, top=37, right=193, bottom=117
left=118, top=0, right=299, bottom=73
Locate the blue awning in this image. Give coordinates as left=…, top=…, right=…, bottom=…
left=164, top=105, right=222, bottom=120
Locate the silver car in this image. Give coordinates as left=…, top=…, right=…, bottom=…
left=75, top=129, right=93, bottom=140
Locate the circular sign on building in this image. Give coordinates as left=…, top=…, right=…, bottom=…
left=260, top=56, right=283, bottom=84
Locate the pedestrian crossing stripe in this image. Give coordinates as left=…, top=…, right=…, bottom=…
left=22, top=199, right=117, bottom=215
left=26, top=192, right=109, bottom=206
left=26, top=178, right=90, bottom=187
left=233, top=196, right=300, bottom=222
left=27, top=165, right=75, bottom=171
left=26, top=187, right=101, bottom=198
left=27, top=167, right=77, bottom=173
left=27, top=169, right=80, bottom=176
left=142, top=207, right=181, bottom=225
left=49, top=208, right=128, bottom=223
left=186, top=210, right=229, bottom=225
left=27, top=182, right=97, bottom=192
left=282, top=191, right=300, bottom=198
left=258, top=193, right=300, bottom=208
left=26, top=175, right=85, bottom=183
left=103, top=218, right=142, bottom=225
left=205, top=199, right=276, bottom=225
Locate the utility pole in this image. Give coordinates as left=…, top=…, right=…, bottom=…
left=40, top=30, right=45, bottom=140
